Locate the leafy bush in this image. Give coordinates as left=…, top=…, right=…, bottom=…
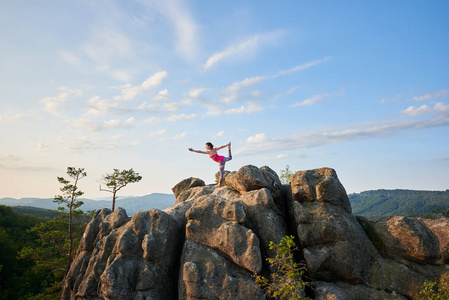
left=416, top=274, right=449, bottom=300
left=254, top=235, right=310, bottom=300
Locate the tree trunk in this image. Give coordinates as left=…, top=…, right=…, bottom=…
left=112, top=190, right=117, bottom=212
left=66, top=201, right=73, bottom=275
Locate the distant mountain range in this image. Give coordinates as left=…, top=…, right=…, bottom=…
left=349, top=189, right=449, bottom=217
left=0, top=193, right=176, bottom=216
left=2, top=189, right=449, bottom=218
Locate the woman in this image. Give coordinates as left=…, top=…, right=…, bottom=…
left=188, top=142, right=232, bottom=187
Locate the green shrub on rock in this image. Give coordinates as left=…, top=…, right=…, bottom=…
left=416, top=274, right=449, bottom=300
left=254, top=235, right=311, bottom=300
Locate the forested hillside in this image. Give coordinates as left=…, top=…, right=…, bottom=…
left=0, top=205, right=92, bottom=299
left=0, top=205, right=47, bottom=299
left=349, top=189, right=449, bottom=217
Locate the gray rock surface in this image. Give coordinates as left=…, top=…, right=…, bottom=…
left=62, top=165, right=449, bottom=300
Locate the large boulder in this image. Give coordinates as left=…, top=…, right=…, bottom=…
left=289, top=168, right=375, bottom=283
left=315, top=281, right=408, bottom=300
left=237, top=188, right=288, bottom=263
left=291, top=168, right=352, bottom=213
left=185, top=195, right=262, bottom=273
left=224, top=165, right=283, bottom=208
left=179, top=240, right=265, bottom=300
left=294, top=201, right=378, bottom=283
left=62, top=208, right=180, bottom=300
left=172, top=177, right=205, bottom=200
left=358, top=216, right=449, bottom=264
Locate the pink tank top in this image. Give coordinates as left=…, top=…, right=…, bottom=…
left=209, top=152, right=224, bottom=163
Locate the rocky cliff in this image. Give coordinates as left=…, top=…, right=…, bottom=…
left=62, top=165, right=449, bottom=299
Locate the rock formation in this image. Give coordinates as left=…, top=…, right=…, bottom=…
left=62, top=165, right=449, bottom=299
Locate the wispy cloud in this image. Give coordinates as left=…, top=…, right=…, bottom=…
left=73, top=117, right=135, bottom=132
left=236, top=112, right=449, bottom=156
left=173, top=131, right=188, bottom=140
left=402, top=102, right=449, bottom=116
left=140, top=0, right=198, bottom=60
left=40, top=88, right=82, bottom=117
left=155, top=89, right=170, bottom=100
left=272, top=57, right=330, bottom=78
left=402, top=104, right=431, bottom=116
left=291, top=93, right=329, bottom=107
left=167, top=113, right=197, bottom=122
left=204, top=31, right=284, bottom=70
left=82, top=26, right=132, bottom=65
left=130, top=139, right=142, bottom=146
left=58, top=136, right=118, bottom=152
left=290, top=89, right=344, bottom=107
left=224, top=102, right=264, bottom=114
left=213, top=131, right=225, bottom=138
left=148, top=129, right=166, bottom=138
left=84, top=71, right=168, bottom=116
left=221, top=76, right=265, bottom=104
left=0, top=110, right=28, bottom=122
left=412, top=90, right=449, bottom=101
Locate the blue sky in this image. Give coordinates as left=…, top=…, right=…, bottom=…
left=1, top=0, right=448, bottom=199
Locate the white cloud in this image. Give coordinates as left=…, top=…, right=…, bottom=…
left=204, top=103, right=223, bottom=116
left=140, top=0, right=198, bottom=60
left=173, top=132, right=188, bottom=140
left=275, top=153, right=290, bottom=160
left=155, top=89, right=170, bottom=100
left=204, top=31, right=284, bottom=70
left=224, top=102, right=264, bottom=114
left=188, top=88, right=206, bottom=99
left=291, top=93, right=329, bottom=107
left=402, top=105, right=431, bottom=116
left=83, top=71, right=168, bottom=116
left=0, top=110, right=26, bottom=122
left=247, top=133, right=269, bottom=144
left=286, top=86, right=299, bottom=95
left=291, top=89, right=345, bottom=107
left=273, top=57, right=331, bottom=78
left=434, top=102, right=449, bottom=114
left=221, top=76, right=265, bottom=103
left=148, top=129, right=166, bottom=137
left=130, top=139, right=142, bottom=146
left=59, top=136, right=117, bottom=152
left=82, top=26, right=132, bottom=65
left=380, top=94, right=403, bottom=103
left=40, top=88, right=82, bottom=116
left=412, top=90, right=449, bottom=101
left=236, top=114, right=449, bottom=156
left=167, top=113, right=197, bottom=122
left=103, top=117, right=135, bottom=129
left=402, top=103, right=449, bottom=116
left=59, top=50, right=82, bottom=67
left=42, top=95, right=63, bottom=112
left=142, top=71, right=168, bottom=89
left=164, top=102, right=181, bottom=112
left=144, top=117, right=161, bottom=124
left=214, top=131, right=225, bottom=138
left=73, top=117, right=135, bottom=132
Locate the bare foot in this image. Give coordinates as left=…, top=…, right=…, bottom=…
left=214, top=184, right=222, bottom=187
left=228, top=142, right=231, bottom=149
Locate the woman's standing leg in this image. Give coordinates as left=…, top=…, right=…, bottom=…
left=218, top=161, right=226, bottom=184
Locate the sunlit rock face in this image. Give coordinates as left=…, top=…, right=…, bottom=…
left=62, top=165, right=449, bottom=300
